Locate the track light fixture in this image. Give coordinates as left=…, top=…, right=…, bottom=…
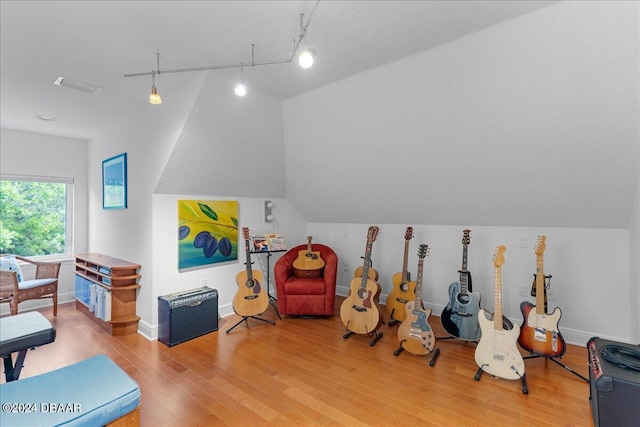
left=149, top=54, right=162, bottom=105
left=124, top=1, right=320, bottom=101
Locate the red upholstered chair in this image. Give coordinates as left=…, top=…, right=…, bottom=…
left=274, top=244, right=337, bottom=316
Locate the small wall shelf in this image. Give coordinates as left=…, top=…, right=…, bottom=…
left=74, top=253, right=141, bottom=336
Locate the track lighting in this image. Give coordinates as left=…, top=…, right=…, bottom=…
left=298, top=48, right=315, bottom=69
left=124, top=1, right=321, bottom=100
left=148, top=54, right=162, bottom=105
left=234, top=63, right=247, bottom=96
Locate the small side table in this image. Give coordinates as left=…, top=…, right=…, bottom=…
left=251, top=249, right=286, bottom=320
left=0, top=311, right=56, bottom=382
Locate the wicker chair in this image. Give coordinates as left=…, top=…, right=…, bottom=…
left=0, top=255, right=61, bottom=316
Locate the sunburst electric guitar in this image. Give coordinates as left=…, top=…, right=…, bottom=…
left=518, top=236, right=566, bottom=357
left=386, top=227, right=416, bottom=324
left=233, top=227, right=269, bottom=317
left=475, top=246, right=525, bottom=380
left=340, top=226, right=383, bottom=335
left=441, top=229, right=482, bottom=341
left=292, top=236, right=325, bottom=278
left=397, top=244, right=435, bottom=355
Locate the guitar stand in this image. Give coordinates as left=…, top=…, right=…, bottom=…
left=523, top=354, right=589, bottom=383
left=226, top=315, right=276, bottom=334
left=343, top=329, right=384, bottom=347
left=393, top=343, right=441, bottom=366
left=474, top=367, right=529, bottom=395
left=387, top=309, right=400, bottom=327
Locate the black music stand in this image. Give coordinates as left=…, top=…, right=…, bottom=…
left=251, top=249, right=285, bottom=320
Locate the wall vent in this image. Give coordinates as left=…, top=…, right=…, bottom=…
left=53, top=76, right=103, bottom=95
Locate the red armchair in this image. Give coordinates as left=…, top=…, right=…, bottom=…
left=274, top=244, right=337, bottom=316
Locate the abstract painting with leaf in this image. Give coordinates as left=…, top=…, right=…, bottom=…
left=178, top=200, right=239, bottom=269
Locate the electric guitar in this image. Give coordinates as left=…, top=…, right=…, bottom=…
left=292, top=236, right=325, bottom=278
left=233, top=227, right=269, bottom=317
left=386, top=227, right=416, bottom=323
left=475, top=246, right=525, bottom=380
left=518, top=236, right=566, bottom=357
left=441, top=229, right=482, bottom=341
left=340, top=226, right=383, bottom=334
left=397, top=244, right=435, bottom=355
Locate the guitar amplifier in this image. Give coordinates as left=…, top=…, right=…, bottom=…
left=158, top=286, right=218, bottom=347
left=588, top=337, right=640, bottom=427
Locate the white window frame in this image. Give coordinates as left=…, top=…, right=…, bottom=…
left=1, top=173, right=74, bottom=260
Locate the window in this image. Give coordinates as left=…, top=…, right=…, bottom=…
left=0, top=174, right=73, bottom=258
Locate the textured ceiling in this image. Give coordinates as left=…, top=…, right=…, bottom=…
left=1, top=0, right=556, bottom=140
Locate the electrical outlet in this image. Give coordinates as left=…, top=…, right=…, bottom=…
left=342, top=263, right=350, bottom=272
left=518, top=235, right=527, bottom=248
left=518, top=284, right=529, bottom=297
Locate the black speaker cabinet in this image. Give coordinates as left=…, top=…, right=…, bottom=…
left=588, top=337, right=640, bottom=427
left=158, top=287, right=218, bottom=347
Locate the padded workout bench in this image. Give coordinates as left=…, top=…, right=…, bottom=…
left=0, top=354, right=141, bottom=426
left=0, top=311, right=56, bottom=382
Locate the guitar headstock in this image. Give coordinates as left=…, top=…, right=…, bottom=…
left=367, top=226, right=379, bottom=243
left=307, top=236, right=313, bottom=243
left=418, top=244, right=430, bottom=259
left=535, top=235, right=546, bottom=256
left=462, top=229, right=471, bottom=246
left=493, top=245, right=506, bottom=268
left=405, top=226, right=414, bottom=241
left=242, top=227, right=250, bottom=240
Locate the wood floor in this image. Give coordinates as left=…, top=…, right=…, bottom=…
left=2, top=298, right=594, bottom=426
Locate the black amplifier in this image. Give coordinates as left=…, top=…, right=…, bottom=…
left=588, top=337, right=640, bottom=427
left=158, top=286, right=218, bottom=347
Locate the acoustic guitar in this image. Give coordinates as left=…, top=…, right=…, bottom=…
left=340, top=226, right=383, bottom=335
left=386, top=227, right=416, bottom=324
left=397, top=244, right=435, bottom=355
left=441, top=229, right=482, bottom=341
left=518, top=236, right=566, bottom=357
left=292, top=236, right=325, bottom=278
left=233, top=227, right=269, bottom=317
left=475, top=246, right=525, bottom=380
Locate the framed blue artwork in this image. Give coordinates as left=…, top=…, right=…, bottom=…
left=102, top=153, right=127, bottom=209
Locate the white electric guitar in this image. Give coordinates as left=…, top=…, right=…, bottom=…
left=475, top=245, right=525, bottom=380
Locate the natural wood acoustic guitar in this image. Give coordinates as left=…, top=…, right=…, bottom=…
left=340, top=226, right=383, bottom=335
left=386, top=227, right=416, bottom=324
left=475, top=246, right=525, bottom=380
left=233, top=227, right=269, bottom=317
left=292, top=236, right=325, bottom=278
left=518, top=236, right=566, bottom=357
left=397, top=244, right=435, bottom=355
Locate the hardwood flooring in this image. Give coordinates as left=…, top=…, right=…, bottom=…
left=2, top=299, right=594, bottom=426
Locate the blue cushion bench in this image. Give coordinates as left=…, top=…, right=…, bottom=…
left=0, top=354, right=141, bottom=426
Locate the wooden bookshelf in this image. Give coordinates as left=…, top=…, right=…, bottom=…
left=74, top=253, right=141, bottom=336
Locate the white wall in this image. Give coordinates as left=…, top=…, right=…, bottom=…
left=149, top=194, right=306, bottom=338
left=0, top=128, right=88, bottom=314
left=308, top=223, right=630, bottom=345
left=630, top=155, right=640, bottom=342
left=87, top=73, right=206, bottom=330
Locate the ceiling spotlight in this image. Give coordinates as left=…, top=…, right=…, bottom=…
left=34, top=115, right=58, bottom=122
left=234, top=83, right=247, bottom=97
left=149, top=70, right=162, bottom=104
left=298, top=48, right=315, bottom=69
left=234, top=63, right=247, bottom=96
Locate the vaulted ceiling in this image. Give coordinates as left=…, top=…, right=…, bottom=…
left=2, top=1, right=638, bottom=229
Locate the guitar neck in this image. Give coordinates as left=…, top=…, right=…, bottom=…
left=401, top=240, right=410, bottom=281
left=535, top=256, right=545, bottom=314
left=493, top=266, right=503, bottom=330
left=306, top=236, right=313, bottom=254
left=414, top=259, right=424, bottom=307
left=245, top=238, right=254, bottom=281
left=360, top=242, right=374, bottom=287
left=460, top=244, right=469, bottom=291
